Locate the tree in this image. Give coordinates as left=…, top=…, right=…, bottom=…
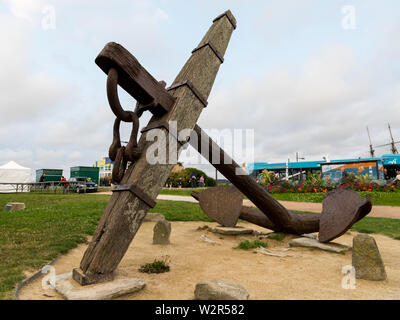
left=167, top=167, right=215, bottom=187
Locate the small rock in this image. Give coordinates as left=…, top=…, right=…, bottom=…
left=200, top=234, right=221, bottom=245
left=301, top=233, right=317, bottom=239
left=255, top=247, right=295, bottom=258
left=144, top=212, right=165, bottom=222
left=352, top=234, right=387, bottom=281
left=210, top=227, right=253, bottom=235
left=252, top=230, right=272, bottom=236
left=196, top=225, right=210, bottom=231
left=289, top=237, right=350, bottom=253
left=55, top=275, right=146, bottom=300
left=4, top=202, right=25, bottom=212
left=153, top=219, right=171, bottom=245
left=194, top=280, right=249, bottom=300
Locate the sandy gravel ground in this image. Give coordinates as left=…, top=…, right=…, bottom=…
left=18, top=221, right=400, bottom=300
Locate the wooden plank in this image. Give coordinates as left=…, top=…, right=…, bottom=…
left=74, top=10, right=237, bottom=284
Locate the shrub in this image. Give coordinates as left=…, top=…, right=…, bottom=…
left=167, top=167, right=215, bottom=187
left=355, top=174, right=373, bottom=184
left=235, top=240, right=268, bottom=250
left=139, top=256, right=170, bottom=273
left=341, top=172, right=357, bottom=185
left=259, top=169, right=276, bottom=185
left=267, top=233, right=286, bottom=241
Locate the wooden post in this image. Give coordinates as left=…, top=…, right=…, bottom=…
left=73, top=11, right=236, bottom=285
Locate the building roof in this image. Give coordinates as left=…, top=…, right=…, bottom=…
left=0, top=161, right=31, bottom=171
left=247, top=154, right=400, bottom=172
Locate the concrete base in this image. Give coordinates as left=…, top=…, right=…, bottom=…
left=54, top=273, right=146, bottom=300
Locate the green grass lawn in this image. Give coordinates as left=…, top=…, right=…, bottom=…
left=160, top=188, right=400, bottom=207
left=272, top=191, right=400, bottom=207
left=0, top=192, right=399, bottom=299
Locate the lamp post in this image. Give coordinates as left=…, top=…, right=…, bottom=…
left=296, top=152, right=305, bottom=162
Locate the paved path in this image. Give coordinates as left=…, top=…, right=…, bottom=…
left=157, top=194, right=198, bottom=203
left=93, top=192, right=400, bottom=219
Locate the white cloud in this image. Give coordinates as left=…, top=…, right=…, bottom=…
left=0, top=149, right=33, bottom=167
left=0, top=14, right=69, bottom=125
left=198, top=43, right=400, bottom=165
left=1, top=1, right=399, bottom=181
left=4, top=0, right=47, bottom=21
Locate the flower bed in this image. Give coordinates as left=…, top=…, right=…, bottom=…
left=265, top=180, right=400, bottom=194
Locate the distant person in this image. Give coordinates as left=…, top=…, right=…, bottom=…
left=190, top=174, right=197, bottom=188
left=177, top=177, right=182, bottom=189
left=199, top=175, right=205, bottom=187
left=165, top=179, right=173, bottom=188
left=396, top=170, right=400, bottom=181
left=60, top=176, right=69, bottom=194
left=383, top=168, right=390, bottom=180
left=39, top=173, right=47, bottom=189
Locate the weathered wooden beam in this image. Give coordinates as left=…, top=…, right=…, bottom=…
left=239, top=206, right=321, bottom=233
left=73, top=10, right=237, bottom=285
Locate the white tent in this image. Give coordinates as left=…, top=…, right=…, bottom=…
left=0, top=161, right=32, bottom=193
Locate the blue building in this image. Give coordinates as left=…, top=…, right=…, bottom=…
left=247, top=154, right=400, bottom=184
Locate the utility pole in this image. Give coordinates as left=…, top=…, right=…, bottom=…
left=388, top=123, right=398, bottom=154
left=296, top=152, right=305, bottom=162
left=286, top=158, right=289, bottom=180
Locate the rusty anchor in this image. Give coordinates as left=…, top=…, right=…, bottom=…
left=100, top=42, right=372, bottom=242
left=74, top=11, right=374, bottom=287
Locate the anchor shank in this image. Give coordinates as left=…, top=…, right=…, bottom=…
left=191, top=124, right=320, bottom=234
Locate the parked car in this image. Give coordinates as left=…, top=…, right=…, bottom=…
left=69, top=177, right=98, bottom=193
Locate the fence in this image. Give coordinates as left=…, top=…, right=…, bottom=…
left=0, top=181, right=84, bottom=194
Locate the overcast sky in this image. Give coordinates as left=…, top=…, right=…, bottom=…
left=1, top=0, right=399, bottom=179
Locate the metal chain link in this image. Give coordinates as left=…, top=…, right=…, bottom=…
left=107, top=68, right=143, bottom=183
